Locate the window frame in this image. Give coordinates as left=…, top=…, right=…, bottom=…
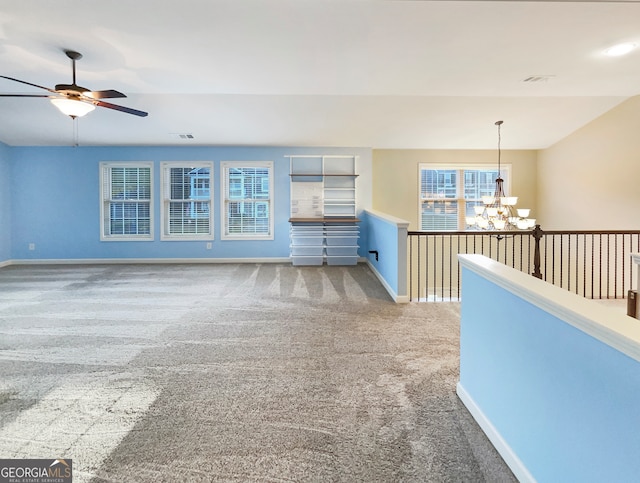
left=160, top=161, right=214, bottom=241
left=100, top=161, right=154, bottom=241
left=418, top=163, right=512, bottom=231
left=220, top=161, right=274, bottom=241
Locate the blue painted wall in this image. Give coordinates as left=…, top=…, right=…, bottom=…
left=0, top=141, right=10, bottom=262
left=460, top=267, right=640, bottom=482
left=362, top=211, right=399, bottom=295
left=9, top=145, right=371, bottom=261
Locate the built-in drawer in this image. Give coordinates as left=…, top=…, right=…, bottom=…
left=291, top=245, right=324, bottom=256
left=326, top=255, right=358, bottom=266
left=325, top=245, right=359, bottom=256
left=325, top=235, right=359, bottom=246
left=291, top=256, right=324, bottom=266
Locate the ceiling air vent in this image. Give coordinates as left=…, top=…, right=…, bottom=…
left=522, top=75, right=555, bottom=83
left=171, top=133, right=195, bottom=140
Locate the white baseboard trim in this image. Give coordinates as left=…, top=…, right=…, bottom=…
left=365, top=260, right=409, bottom=304
left=3, top=257, right=376, bottom=268
left=5, top=257, right=292, bottom=266
left=456, top=382, right=535, bottom=483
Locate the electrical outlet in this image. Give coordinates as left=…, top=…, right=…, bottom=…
left=28, top=243, right=35, bottom=251
left=206, top=242, right=212, bottom=249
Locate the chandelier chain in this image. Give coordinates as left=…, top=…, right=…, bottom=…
left=495, top=120, right=503, bottom=177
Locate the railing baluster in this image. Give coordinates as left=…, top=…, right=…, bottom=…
left=544, top=235, right=548, bottom=282
left=616, top=234, right=626, bottom=298
left=437, top=234, right=442, bottom=300
left=576, top=233, right=580, bottom=294
left=416, top=235, right=421, bottom=302
left=608, top=234, right=611, bottom=298
left=448, top=235, right=453, bottom=300
left=553, top=234, right=557, bottom=284
left=599, top=234, right=603, bottom=299
left=559, top=235, right=563, bottom=289
left=584, top=235, right=587, bottom=298
left=616, top=235, right=619, bottom=298
left=627, top=235, right=631, bottom=297
left=457, top=235, right=461, bottom=299
left=567, top=234, right=571, bottom=293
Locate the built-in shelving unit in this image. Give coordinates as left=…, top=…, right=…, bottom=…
left=288, top=155, right=359, bottom=266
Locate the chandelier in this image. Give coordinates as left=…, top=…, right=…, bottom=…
left=467, top=120, right=535, bottom=231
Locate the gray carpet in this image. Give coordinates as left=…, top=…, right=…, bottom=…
left=0, top=263, right=516, bottom=482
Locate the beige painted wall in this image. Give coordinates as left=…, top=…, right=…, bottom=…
left=538, top=95, right=640, bottom=230
left=372, top=149, right=538, bottom=230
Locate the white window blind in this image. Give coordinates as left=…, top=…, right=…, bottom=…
left=221, top=161, right=273, bottom=240
left=420, top=169, right=459, bottom=231
left=419, top=165, right=505, bottom=231
left=161, top=162, right=213, bottom=240
left=100, top=163, right=153, bottom=240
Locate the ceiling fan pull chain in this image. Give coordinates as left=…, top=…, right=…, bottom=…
left=73, top=117, right=78, bottom=147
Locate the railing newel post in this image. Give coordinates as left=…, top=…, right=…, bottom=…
left=532, top=224, right=543, bottom=279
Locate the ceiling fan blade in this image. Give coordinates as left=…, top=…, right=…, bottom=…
left=0, top=75, right=57, bottom=93
left=86, top=89, right=126, bottom=99
left=96, top=100, right=148, bottom=117
left=0, top=94, right=51, bottom=97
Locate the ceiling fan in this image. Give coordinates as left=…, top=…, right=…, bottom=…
left=0, top=49, right=148, bottom=118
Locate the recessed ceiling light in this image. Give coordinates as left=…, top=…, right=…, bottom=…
left=604, top=43, right=636, bottom=57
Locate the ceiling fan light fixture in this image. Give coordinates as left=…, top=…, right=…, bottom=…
left=51, top=98, right=96, bottom=118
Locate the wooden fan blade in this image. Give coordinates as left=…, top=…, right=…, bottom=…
left=86, top=89, right=126, bottom=99
left=0, top=94, right=51, bottom=97
left=96, top=100, right=148, bottom=117
left=0, top=75, right=57, bottom=93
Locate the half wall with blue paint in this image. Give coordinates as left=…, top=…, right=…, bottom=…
left=362, top=209, right=409, bottom=302
left=0, top=141, right=10, bottom=263
left=458, top=254, right=640, bottom=482
left=8, top=145, right=371, bottom=261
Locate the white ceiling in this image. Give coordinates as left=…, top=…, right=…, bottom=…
left=1, top=0, right=639, bottom=149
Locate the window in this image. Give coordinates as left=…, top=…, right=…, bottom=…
left=160, top=162, right=214, bottom=240
left=100, top=162, right=153, bottom=240
left=221, top=161, right=274, bottom=240
left=419, top=164, right=509, bottom=230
